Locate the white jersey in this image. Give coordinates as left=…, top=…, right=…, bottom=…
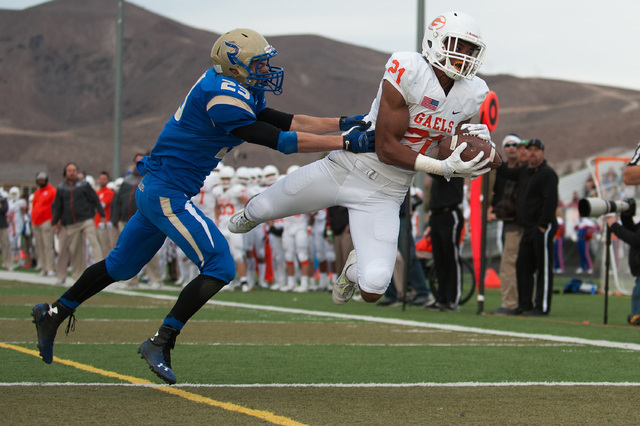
left=360, top=51, right=489, bottom=184
left=213, top=184, right=247, bottom=228
left=191, top=185, right=217, bottom=220
left=8, top=198, right=27, bottom=236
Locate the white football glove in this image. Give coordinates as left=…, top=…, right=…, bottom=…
left=441, top=143, right=491, bottom=181
left=461, top=123, right=491, bottom=141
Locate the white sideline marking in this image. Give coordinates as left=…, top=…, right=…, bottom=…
left=1, top=340, right=583, bottom=347
left=3, top=270, right=640, bottom=352
left=2, top=381, right=640, bottom=388
left=102, top=288, right=640, bottom=352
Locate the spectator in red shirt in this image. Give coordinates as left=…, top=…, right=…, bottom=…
left=95, top=171, right=116, bottom=257
left=31, top=172, right=57, bottom=276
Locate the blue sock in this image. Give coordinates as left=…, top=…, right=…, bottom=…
left=163, top=316, right=185, bottom=331
left=58, top=297, right=80, bottom=310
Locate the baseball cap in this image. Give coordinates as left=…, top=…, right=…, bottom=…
left=527, top=139, right=545, bottom=150
left=36, top=171, right=48, bottom=180
left=502, top=134, right=521, bottom=148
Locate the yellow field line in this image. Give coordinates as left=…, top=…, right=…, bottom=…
left=0, top=342, right=307, bottom=426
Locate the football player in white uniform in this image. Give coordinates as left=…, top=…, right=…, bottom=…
left=214, top=166, right=249, bottom=289
left=280, top=212, right=312, bottom=292
left=308, top=209, right=333, bottom=291
left=241, top=166, right=276, bottom=290
left=230, top=12, right=492, bottom=304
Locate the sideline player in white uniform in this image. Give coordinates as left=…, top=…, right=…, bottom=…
left=308, top=208, right=333, bottom=291
left=230, top=12, right=493, bottom=305
left=214, top=166, right=249, bottom=289
left=7, top=187, right=27, bottom=269
left=240, top=166, right=269, bottom=291
left=281, top=212, right=312, bottom=292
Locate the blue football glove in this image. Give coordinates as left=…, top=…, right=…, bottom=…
left=342, top=126, right=375, bottom=153
left=339, top=114, right=370, bottom=132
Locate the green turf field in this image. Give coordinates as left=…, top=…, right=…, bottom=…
left=2, top=274, right=639, bottom=425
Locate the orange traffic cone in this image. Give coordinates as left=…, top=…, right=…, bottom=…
left=484, top=267, right=501, bottom=288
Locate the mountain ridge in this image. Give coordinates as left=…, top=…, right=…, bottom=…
left=1, top=0, right=639, bottom=185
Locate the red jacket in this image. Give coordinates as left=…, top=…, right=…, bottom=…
left=95, top=186, right=114, bottom=227
left=31, top=184, right=56, bottom=226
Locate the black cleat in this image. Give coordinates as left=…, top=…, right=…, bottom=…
left=31, top=302, right=75, bottom=364
left=138, top=325, right=180, bottom=385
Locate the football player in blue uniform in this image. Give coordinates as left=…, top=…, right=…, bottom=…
left=30, top=28, right=374, bottom=384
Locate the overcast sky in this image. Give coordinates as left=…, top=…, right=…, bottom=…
left=4, top=0, right=640, bottom=91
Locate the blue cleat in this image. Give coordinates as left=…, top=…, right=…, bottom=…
left=138, top=325, right=180, bottom=385
left=31, top=302, right=75, bottom=364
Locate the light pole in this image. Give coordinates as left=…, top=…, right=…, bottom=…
left=112, top=0, right=124, bottom=179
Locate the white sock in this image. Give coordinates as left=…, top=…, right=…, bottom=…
left=287, top=275, right=296, bottom=288
left=319, top=272, right=328, bottom=286
left=345, top=264, right=357, bottom=283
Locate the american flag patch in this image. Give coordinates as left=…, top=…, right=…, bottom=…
left=421, top=96, right=439, bottom=111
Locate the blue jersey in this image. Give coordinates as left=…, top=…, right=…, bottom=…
left=138, top=68, right=268, bottom=197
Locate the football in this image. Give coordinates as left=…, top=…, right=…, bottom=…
left=436, top=134, right=502, bottom=170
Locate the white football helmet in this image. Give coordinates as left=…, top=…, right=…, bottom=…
left=235, top=166, right=251, bottom=186
left=286, top=165, right=300, bottom=175
left=219, top=166, right=235, bottom=190
left=422, top=12, right=486, bottom=81
left=114, top=177, right=124, bottom=191
left=250, top=167, right=262, bottom=186
left=262, top=164, right=279, bottom=186
left=8, top=186, right=20, bottom=200
left=211, top=28, right=284, bottom=94
left=84, top=175, right=96, bottom=189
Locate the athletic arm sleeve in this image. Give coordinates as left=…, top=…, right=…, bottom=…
left=257, top=107, right=294, bottom=131
left=230, top=121, right=281, bottom=150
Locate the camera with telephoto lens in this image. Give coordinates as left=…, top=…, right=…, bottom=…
left=578, top=198, right=634, bottom=217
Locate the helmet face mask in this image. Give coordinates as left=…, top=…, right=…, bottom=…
left=422, top=12, right=486, bottom=81
left=218, top=166, right=235, bottom=190
left=235, top=166, right=251, bottom=186
left=262, top=165, right=279, bottom=186
left=211, top=28, right=284, bottom=95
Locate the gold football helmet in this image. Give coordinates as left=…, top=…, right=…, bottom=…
left=211, top=28, right=284, bottom=94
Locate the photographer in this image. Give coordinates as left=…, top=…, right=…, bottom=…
left=604, top=199, right=640, bottom=325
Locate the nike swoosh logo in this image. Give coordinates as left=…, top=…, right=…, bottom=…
left=452, top=111, right=462, bottom=115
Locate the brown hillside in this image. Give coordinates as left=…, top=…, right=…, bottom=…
left=1, top=0, right=639, bottom=184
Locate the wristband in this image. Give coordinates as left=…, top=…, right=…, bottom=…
left=414, top=154, right=445, bottom=175
left=276, top=131, right=298, bottom=154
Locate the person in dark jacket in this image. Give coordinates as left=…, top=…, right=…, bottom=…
left=426, top=174, right=465, bottom=311
left=605, top=199, right=640, bottom=324
left=500, top=139, right=558, bottom=315
left=52, top=162, right=105, bottom=282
